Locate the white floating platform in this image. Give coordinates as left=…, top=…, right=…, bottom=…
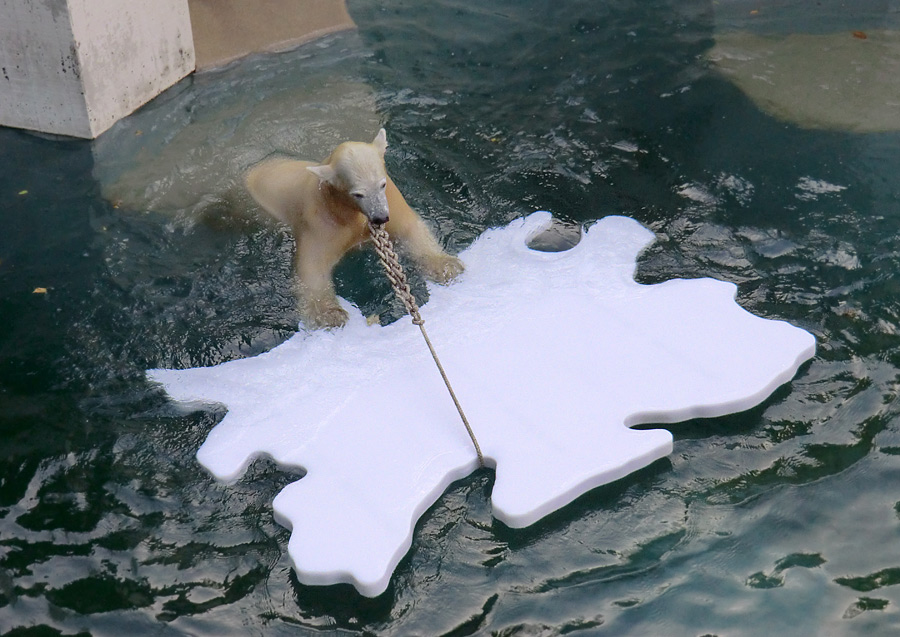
left=148, top=212, right=815, bottom=597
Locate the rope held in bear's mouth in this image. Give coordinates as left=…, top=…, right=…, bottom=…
left=368, top=221, right=485, bottom=469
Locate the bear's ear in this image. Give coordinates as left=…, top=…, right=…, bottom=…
left=307, top=164, right=337, bottom=184
left=372, top=128, right=387, bottom=156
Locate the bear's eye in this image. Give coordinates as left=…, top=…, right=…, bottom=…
left=380, top=181, right=387, bottom=190
left=352, top=193, right=364, bottom=200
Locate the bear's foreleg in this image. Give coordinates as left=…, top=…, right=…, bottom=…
left=396, top=219, right=464, bottom=284
left=384, top=180, right=464, bottom=284
left=294, top=237, right=350, bottom=329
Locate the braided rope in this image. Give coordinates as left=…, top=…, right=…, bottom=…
left=368, top=221, right=485, bottom=468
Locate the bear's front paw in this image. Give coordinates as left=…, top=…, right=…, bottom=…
left=422, top=254, right=465, bottom=284
left=304, top=301, right=350, bottom=329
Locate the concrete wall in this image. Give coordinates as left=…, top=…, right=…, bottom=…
left=0, top=0, right=194, bottom=139
left=0, top=0, right=356, bottom=139
left=188, top=0, right=355, bottom=70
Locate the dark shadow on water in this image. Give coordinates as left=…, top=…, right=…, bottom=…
left=289, top=571, right=396, bottom=629
left=630, top=376, right=808, bottom=445
left=633, top=398, right=775, bottom=441
left=490, top=458, right=672, bottom=550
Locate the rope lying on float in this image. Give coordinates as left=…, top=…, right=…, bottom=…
left=368, top=221, right=485, bottom=468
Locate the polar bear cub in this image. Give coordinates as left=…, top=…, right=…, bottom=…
left=245, top=129, right=464, bottom=328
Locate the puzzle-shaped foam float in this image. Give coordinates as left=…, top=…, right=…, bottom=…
left=148, top=212, right=816, bottom=597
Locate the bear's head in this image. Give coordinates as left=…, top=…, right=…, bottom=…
left=308, top=129, right=390, bottom=224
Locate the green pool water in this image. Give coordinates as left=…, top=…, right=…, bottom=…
left=2, top=0, right=900, bottom=634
